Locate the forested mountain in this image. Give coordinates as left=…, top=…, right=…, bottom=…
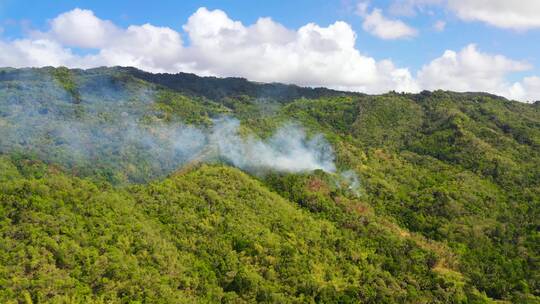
left=0, top=67, right=538, bottom=303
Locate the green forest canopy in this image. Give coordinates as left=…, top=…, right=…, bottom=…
left=0, top=67, right=538, bottom=303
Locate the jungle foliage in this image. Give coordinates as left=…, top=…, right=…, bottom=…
left=0, top=67, right=538, bottom=303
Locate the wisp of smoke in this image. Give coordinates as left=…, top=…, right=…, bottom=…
left=339, top=170, right=361, bottom=197
left=210, top=117, right=336, bottom=173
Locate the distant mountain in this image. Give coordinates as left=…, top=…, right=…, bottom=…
left=0, top=67, right=538, bottom=303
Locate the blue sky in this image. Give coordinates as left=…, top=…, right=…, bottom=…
left=1, top=0, right=539, bottom=101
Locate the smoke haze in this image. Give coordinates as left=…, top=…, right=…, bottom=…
left=0, top=68, right=336, bottom=181
left=210, top=118, right=336, bottom=173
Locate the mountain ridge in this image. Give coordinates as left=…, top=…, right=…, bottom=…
left=4, top=65, right=538, bottom=104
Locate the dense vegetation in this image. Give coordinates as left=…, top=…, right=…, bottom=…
left=0, top=67, right=538, bottom=303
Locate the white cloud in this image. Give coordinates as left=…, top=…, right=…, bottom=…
left=448, top=0, right=540, bottom=30
left=0, top=39, right=78, bottom=67
left=0, top=7, right=417, bottom=94
left=91, top=24, right=184, bottom=71
left=362, top=8, right=418, bottom=39
left=35, top=8, right=185, bottom=72
left=356, top=3, right=418, bottom=40
left=522, top=76, right=540, bottom=101
left=390, top=0, right=540, bottom=30
left=48, top=8, right=119, bottom=48
left=1, top=7, right=540, bottom=102
left=183, top=8, right=418, bottom=92
left=417, top=44, right=540, bottom=101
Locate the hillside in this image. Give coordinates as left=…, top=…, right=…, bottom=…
left=0, top=67, right=539, bottom=303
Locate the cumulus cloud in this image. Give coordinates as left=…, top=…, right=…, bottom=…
left=180, top=7, right=418, bottom=92
left=356, top=2, right=417, bottom=39
left=417, top=44, right=539, bottom=101
left=0, top=7, right=539, bottom=101
left=55, top=9, right=184, bottom=72
left=0, top=7, right=420, bottom=93
left=91, top=23, right=185, bottom=71
left=47, top=8, right=119, bottom=48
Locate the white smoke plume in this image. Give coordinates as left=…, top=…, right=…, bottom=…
left=209, top=118, right=336, bottom=173
left=339, top=170, right=361, bottom=197
left=0, top=69, right=337, bottom=181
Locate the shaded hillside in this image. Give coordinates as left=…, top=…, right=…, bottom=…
left=117, top=66, right=356, bottom=101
